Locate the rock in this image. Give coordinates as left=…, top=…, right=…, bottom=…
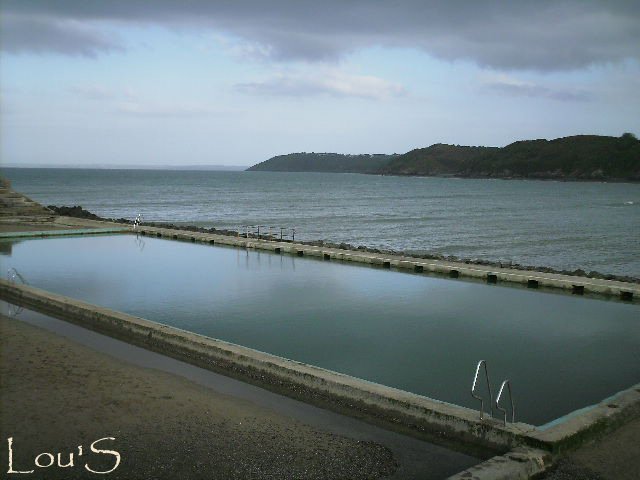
left=47, top=205, right=101, bottom=220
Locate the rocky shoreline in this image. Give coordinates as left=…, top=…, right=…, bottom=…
left=47, top=205, right=640, bottom=285
left=379, top=172, right=640, bottom=183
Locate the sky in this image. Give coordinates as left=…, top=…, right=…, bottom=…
left=1, top=1, right=639, bottom=167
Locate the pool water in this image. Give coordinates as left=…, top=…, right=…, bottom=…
left=2, top=234, right=639, bottom=425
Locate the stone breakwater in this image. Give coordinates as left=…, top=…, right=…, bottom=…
left=46, top=205, right=640, bottom=286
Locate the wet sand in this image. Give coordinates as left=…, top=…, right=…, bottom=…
left=0, top=315, right=397, bottom=479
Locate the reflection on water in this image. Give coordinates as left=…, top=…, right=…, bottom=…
left=134, top=234, right=146, bottom=252
left=0, top=241, right=15, bottom=256
left=2, top=234, right=639, bottom=426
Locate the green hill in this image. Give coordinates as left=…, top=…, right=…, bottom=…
left=246, top=153, right=397, bottom=173
left=379, top=134, right=640, bottom=180
left=246, top=134, right=640, bottom=181
left=378, top=144, right=498, bottom=176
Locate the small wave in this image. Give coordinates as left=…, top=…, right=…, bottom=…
left=624, top=201, right=634, bottom=205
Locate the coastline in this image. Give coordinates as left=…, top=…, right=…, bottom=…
left=245, top=168, right=640, bottom=184
left=377, top=172, right=640, bottom=184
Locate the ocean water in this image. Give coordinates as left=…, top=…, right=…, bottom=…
left=3, top=167, right=639, bottom=277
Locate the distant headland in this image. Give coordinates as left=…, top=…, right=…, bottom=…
left=247, top=133, right=640, bottom=181
left=247, top=153, right=398, bottom=174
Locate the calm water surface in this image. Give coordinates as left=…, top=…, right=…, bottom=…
left=2, top=234, right=638, bottom=426
left=3, top=168, right=639, bottom=277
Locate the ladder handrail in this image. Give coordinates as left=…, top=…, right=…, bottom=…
left=471, top=360, right=493, bottom=420
left=133, top=213, right=143, bottom=229
left=6, top=268, right=27, bottom=317
left=239, top=225, right=297, bottom=241
left=496, top=379, right=515, bottom=426
left=7, top=267, right=27, bottom=285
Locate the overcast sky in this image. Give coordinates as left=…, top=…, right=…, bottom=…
left=1, top=1, right=639, bottom=167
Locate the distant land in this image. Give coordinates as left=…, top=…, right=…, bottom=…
left=247, top=153, right=398, bottom=173
left=247, top=134, right=640, bottom=181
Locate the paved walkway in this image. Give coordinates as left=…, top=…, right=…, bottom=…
left=541, top=418, right=640, bottom=480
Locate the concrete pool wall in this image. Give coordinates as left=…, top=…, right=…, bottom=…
left=130, top=224, right=639, bottom=302
left=2, top=217, right=639, bottom=467
left=3, top=215, right=638, bottom=301
left=2, top=278, right=639, bottom=460
left=0, top=279, right=533, bottom=452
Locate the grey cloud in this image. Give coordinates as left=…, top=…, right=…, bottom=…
left=115, top=102, right=227, bottom=117
left=484, top=80, right=591, bottom=102
left=235, top=71, right=406, bottom=99
left=70, top=85, right=121, bottom=100
left=235, top=78, right=326, bottom=97
left=1, top=1, right=639, bottom=70
left=1, top=14, right=122, bottom=57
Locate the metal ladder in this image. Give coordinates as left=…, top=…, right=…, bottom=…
left=471, top=360, right=515, bottom=425
left=6, top=268, right=27, bottom=317
left=239, top=225, right=297, bottom=241
left=133, top=213, right=143, bottom=229
left=471, top=360, right=493, bottom=420
left=7, top=267, right=27, bottom=285
left=496, top=379, right=515, bottom=426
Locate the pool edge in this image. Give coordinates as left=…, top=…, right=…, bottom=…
left=3, top=279, right=638, bottom=457
left=0, top=279, right=538, bottom=454
left=138, top=224, right=640, bottom=302
left=0, top=227, right=131, bottom=238
left=1, top=218, right=638, bottom=301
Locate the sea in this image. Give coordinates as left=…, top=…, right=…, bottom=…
left=2, top=167, right=639, bottom=278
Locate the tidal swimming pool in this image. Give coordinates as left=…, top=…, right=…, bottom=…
left=2, top=234, right=639, bottom=426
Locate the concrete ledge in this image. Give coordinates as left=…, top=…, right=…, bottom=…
left=447, top=447, right=550, bottom=480
left=0, top=227, right=131, bottom=238
left=2, top=276, right=639, bottom=468
left=0, top=279, right=535, bottom=453
left=129, top=225, right=639, bottom=301
left=527, top=381, right=640, bottom=454
left=1, top=220, right=637, bottom=300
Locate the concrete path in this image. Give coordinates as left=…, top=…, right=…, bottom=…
left=540, top=418, right=640, bottom=480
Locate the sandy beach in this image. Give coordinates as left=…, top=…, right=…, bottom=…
left=0, top=315, right=397, bottom=479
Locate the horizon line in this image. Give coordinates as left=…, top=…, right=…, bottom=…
left=1, top=164, right=249, bottom=170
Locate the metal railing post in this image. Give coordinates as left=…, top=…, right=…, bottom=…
left=7, top=268, right=27, bottom=285
left=496, top=380, right=515, bottom=426
left=471, top=360, right=493, bottom=420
